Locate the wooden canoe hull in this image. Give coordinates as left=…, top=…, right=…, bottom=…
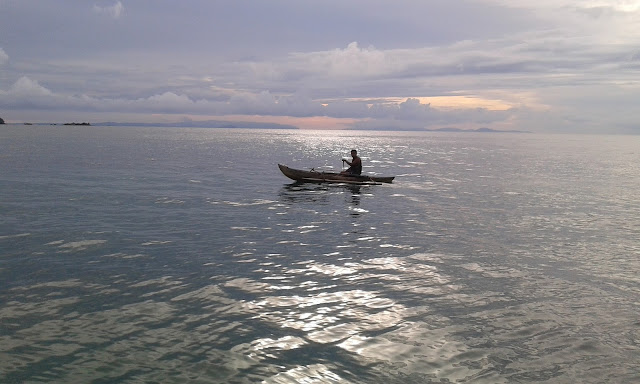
left=278, top=164, right=394, bottom=184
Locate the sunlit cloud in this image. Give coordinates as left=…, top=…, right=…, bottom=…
left=473, top=0, right=640, bottom=11
left=350, top=96, right=514, bottom=111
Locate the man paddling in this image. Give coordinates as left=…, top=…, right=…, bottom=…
left=341, top=149, right=362, bottom=175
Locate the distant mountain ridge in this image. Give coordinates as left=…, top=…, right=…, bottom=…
left=95, top=122, right=529, bottom=133
left=429, top=127, right=531, bottom=133
left=9, top=120, right=530, bottom=133
left=96, top=120, right=299, bottom=129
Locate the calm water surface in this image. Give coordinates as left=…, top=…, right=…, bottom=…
left=1, top=126, right=639, bottom=383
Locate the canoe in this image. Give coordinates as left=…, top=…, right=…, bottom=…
left=278, top=164, right=394, bottom=184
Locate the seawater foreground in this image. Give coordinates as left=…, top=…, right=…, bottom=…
left=1, top=125, right=639, bottom=383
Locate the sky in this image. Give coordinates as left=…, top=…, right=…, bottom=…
left=1, top=0, right=640, bottom=133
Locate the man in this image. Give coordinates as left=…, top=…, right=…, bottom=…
left=341, top=149, right=362, bottom=175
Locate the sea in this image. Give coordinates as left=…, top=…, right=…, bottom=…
left=1, top=125, right=639, bottom=383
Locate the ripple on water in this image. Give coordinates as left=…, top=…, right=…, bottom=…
left=263, top=364, right=345, bottom=383
left=55, top=239, right=107, bottom=252
left=3, top=130, right=640, bottom=383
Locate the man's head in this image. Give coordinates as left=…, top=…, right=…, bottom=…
left=351, top=149, right=357, bottom=157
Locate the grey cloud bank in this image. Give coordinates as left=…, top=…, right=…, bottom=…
left=1, top=0, right=639, bottom=133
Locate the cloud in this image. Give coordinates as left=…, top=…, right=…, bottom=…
left=93, top=1, right=124, bottom=19
left=302, top=42, right=394, bottom=78
left=3, top=1, right=640, bottom=132
left=0, top=74, right=515, bottom=130
left=10, top=77, right=54, bottom=97
left=0, top=48, right=8, bottom=65
left=1, top=28, right=635, bottom=131
left=474, top=0, right=640, bottom=11
left=249, top=34, right=633, bottom=93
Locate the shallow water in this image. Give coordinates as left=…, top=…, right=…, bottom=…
left=1, top=126, right=639, bottom=383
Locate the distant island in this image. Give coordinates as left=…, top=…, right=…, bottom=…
left=95, top=120, right=298, bottom=130
left=2, top=120, right=297, bottom=129
left=1, top=118, right=530, bottom=133
left=352, top=125, right=532, bottom=133
left=94, top=122, right=528, bottom=132
left=8, top=122, right=91, bottom=126
left=430, top=127, right=531, bottom=133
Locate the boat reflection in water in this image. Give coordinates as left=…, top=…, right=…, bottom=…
left=279, top=181, right=367, bottom=216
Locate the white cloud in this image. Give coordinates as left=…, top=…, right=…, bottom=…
left=474, top=0, right=640, bottom=11
left=93, top=1, right=124, bottom=19
left=0, top=48, right=8, bottom=65
left=10, top=77, right=54, bottom=97
left=472, top=0, right=640, bottom=38
left=306, top=42, right=394, bottom=78
left=146, top=92, right=192, bottom=106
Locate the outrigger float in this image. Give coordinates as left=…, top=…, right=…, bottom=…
left=278, top=164, right=394, bottom=185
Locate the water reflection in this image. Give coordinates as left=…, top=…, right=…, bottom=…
left=278, top=182, right=331, bottom=204
left=4, top=129, right=640, bottom=383
left=220, top=251, right=497, bottom=382
left=279, top=182, right=363, bottom=203
left=278, top=182, right=367, bottom=222
left=4, top=247, right=627, bottom=383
